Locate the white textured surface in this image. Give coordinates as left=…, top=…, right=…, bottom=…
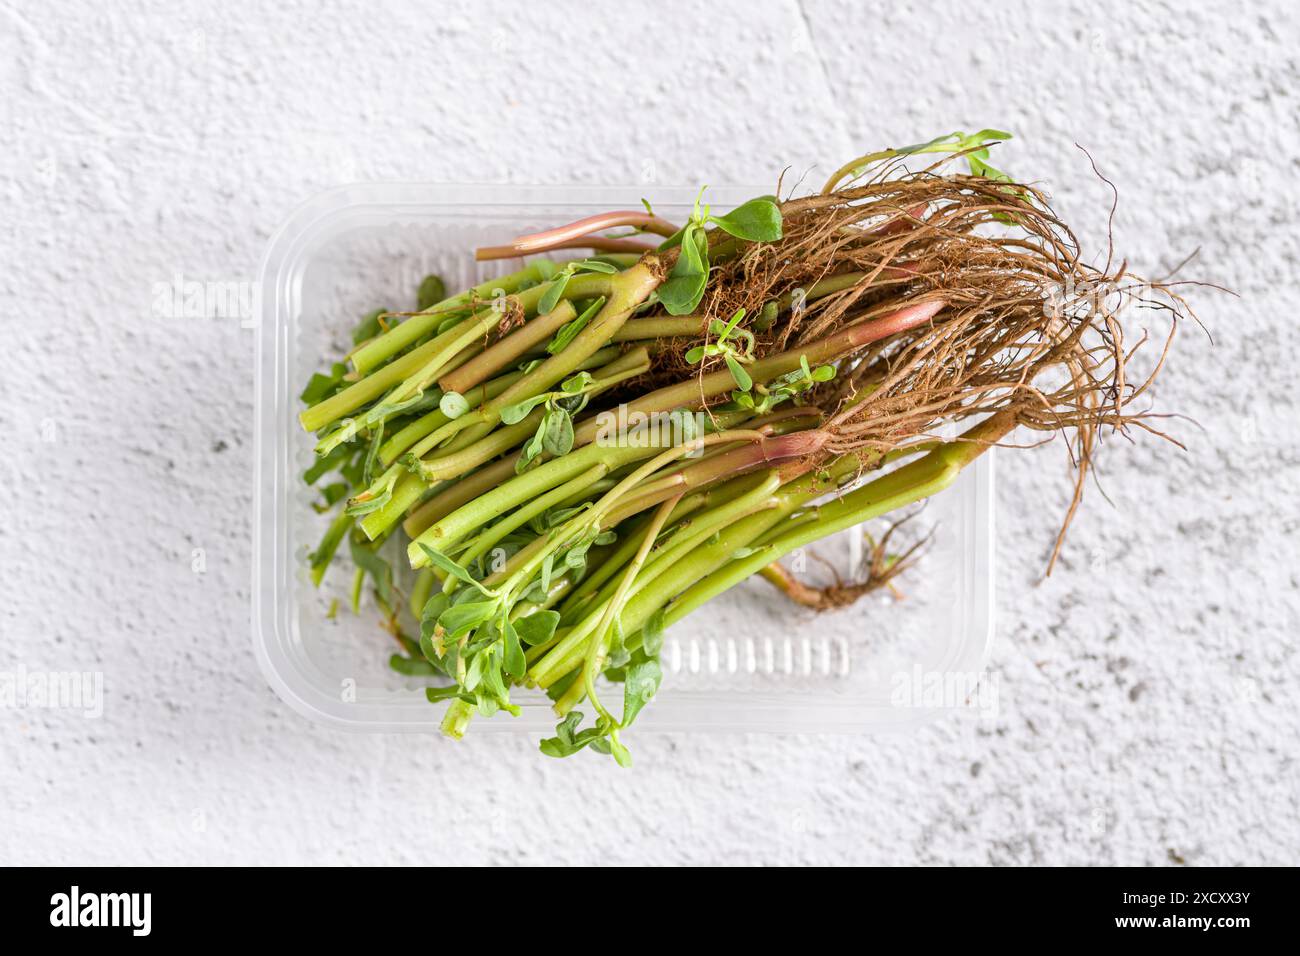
left=2, top=0, right=1297, bottom=865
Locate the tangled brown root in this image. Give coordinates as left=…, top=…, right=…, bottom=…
left=629, top=152, right=1200, bottom=572
left=757, top=512, right=930, bottom=609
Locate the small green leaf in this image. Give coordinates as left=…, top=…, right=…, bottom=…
left=362, top=421, right=384, bottom=484
left=718, top=306, right=746, bottom=341
left=642, top=608, right=667, bottom=658
left=541, top=711, right=584, bottom=753
left=500, top=394, right=551, bottom=425
left=539, top=712, right=612, bottom=758
left=564, top=534, right=597, bottom=570
left=481, top=649, right=509, bottom=699
left=542, top=408, right=575, bottom=457
left=438, top=600, right=498, bottom=637
left=440, top=391, right=470, bottom=419
left=622, top=658, right=662, bottom=728
left=657, top=224, right=709, bottom=316
left=690, top=185, right=709, bottom=222
left=541, top=552, right=555, bottom=592
left=684, top=345, right=706, bottom=364
left=516, top=426, right=546, bottom=473
left=425, top=684, right=467, bottom=703
left=724, top=354, right=752, bottom=391
left=417, top=544, right=493, bottom=594
left=539, top=737, right=575, bottom=758
left=418, top=626, right=441, bottom=664
left=351, top=307, right=389, bottom=345
left=538, top=272, right=571, bottom=315
left=515, top=610, right=560, bottom=647
left=312, top=481, right=349, bottom=512
left=419, top=590, right=449, bottom=644
left=343, top=472, right=396, bottom=516
left=547, top=296, right=605, bottom=355
left=708, top=198, right=783, bottom=242
left=464, top=650, right=485, bottom=691
left=423, top=590, right=454, bottom=658
left=574, top=259, right=618, bottom=274
left=300, top=363, right=348, bottom=405
left=417, top=275, right=446, bottom=311
left=560, top=371, right=593, bottom=394
left=501, top=620, right=526, bottom=678
left=389, top=654, right=438, bottom=677
left=608, top=735, right=632, bottom=768
left=348, top=536, right=394, bottom=609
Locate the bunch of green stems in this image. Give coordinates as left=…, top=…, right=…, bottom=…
left=299, top=234, right=999, bottom=762
left=298, top=141, right=1179, bottom=763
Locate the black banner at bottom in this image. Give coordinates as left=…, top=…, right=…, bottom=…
left=0, top=865, right=1284, bottom=939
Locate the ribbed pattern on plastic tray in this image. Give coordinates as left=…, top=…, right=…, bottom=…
left=664, top=635, right=852, bottom=678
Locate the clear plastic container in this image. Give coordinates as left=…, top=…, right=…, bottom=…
left=252, top=183, right=996, bottom=734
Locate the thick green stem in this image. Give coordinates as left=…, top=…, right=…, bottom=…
left=459, top=430, right=780, bottom=620
left=456, top=464, right=609, bottom=578
left=612, top=316, right=706, bottom=341
left=572, top=471, right=782, bottom=638
left=402, top=457, right=517, bottom=539
left=664, top=412, right=1015, bottom=625
left=821, top=150, right=898, bottom=194
left=564, top=495, right=680, bottom=719
left=440, top=698, right=476, bottom=739
left=395, top=262, right=661, bottom=456
left=358, top=348, right=649, bottom=540
left=378, top=370, right=523, bottom=466
left=605, top=414, right=818, bottom=521
left=408, top=440, right=644, bottom=565
left=300, top=336, right=455, bottom=433
left=438, top=299, right=577, bottom=395
left=532, top=471, right=783, bottom=689
left=566, top=297, right=944, bottom=450
left=610, top=276, right=877, bottom=340
left=328, top=271, right=628, bottom=439
left=774, top=271, right=868, bottom=310
left=585, top=455, right=864, bottom=641
left=382, top=304, right=519, bottom=410
left=404, top=346, right=622, bottom=467
left=407, top=378, right=739, bottom=567
left=351, top=261, right=553, bottom=377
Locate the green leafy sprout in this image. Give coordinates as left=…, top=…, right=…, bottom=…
left=685, top=307, right=757, bottom=391
left=656, top=192, right=783, bottom=315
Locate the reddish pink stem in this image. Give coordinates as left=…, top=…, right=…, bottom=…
left=874, top=203, right=929, bottom=238
left=480, top=211, right=680, bottom=260
left=847, top=297, right=945, bottom=345
left=475, top=235, right=656, bottom=262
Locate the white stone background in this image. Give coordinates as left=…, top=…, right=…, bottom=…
left=2, top=0, right=1297, bottom=865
